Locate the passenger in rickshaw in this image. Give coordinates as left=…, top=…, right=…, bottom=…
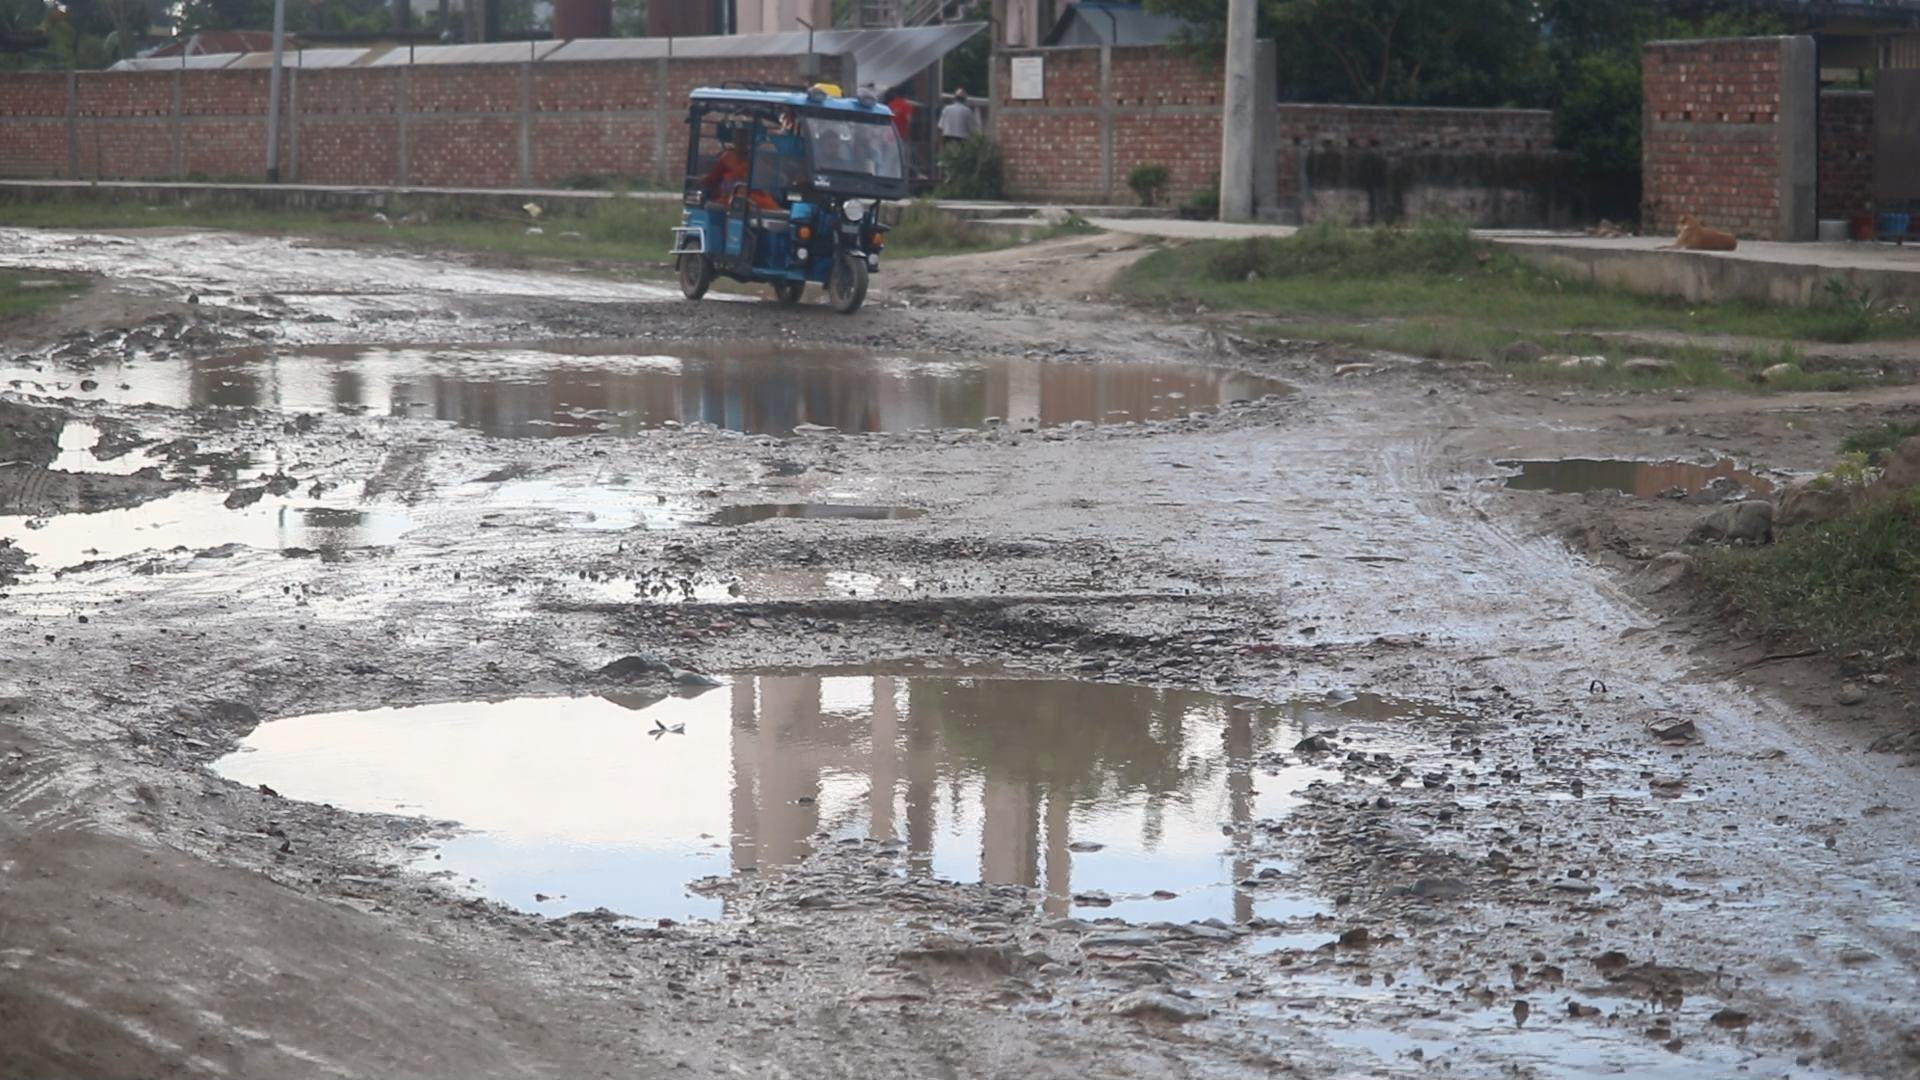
left=700, top=124, right=779, bottom=211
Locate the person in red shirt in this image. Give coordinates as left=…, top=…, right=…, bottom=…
left=884, top=88, right=913, bottom=141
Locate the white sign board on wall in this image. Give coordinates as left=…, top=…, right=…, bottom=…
left=1010, top=57, right=1045, bottom=100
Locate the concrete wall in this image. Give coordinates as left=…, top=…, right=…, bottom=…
left=0, top=54, right=847, bottom=186
left=990, top=44, right=1579, bottom=225
left=1642, top=35, right=1816, bottom=241
left=1278, top=104, right=1593, bottom=228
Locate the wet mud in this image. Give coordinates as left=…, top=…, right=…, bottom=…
left=2, top=226, right=1919, bottom=1079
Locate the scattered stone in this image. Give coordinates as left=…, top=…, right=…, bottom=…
left=1646, top=717, right=1698, bottom=742
left=1872, top=436, right=1920, bottom=495
left=1636, top=552, right=1692, bottom=594
left=1410, top=877, right=1468, bottom=901
left=1710, top=1008, right=1752, bottom=1029
left=1759, top=362, right=1799, bottom=382
left=1622, top=357, right=1676, bottom=373
left=1110, top=986, right=1209, bottom=1023
left=1294, top=734, right=1333, bottom=754
left=1836, top=684, right=1868, bottom=706
left=1338, top=927, right=1370, bottom=947
left=1686, top=500, right=1771, bottom=546
left=1500, top=341, right=1545, bottom=364
left=599, top=654, right=670, bottom=680
left=1776, top=478, right=1860, bottom=530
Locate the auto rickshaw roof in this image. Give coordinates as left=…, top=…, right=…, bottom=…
left=687, top=86, right=894, bottom=119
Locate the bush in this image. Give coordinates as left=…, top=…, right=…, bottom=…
left=1185, top=172, right=1220, bottom=216
left=1204, top=219, right=1490, bottom=282
left=936, top=137, right=1004, bottom=201
left=1126, top=163, right=1170, bottom=207
left=1698, top=490, right=1920, bottom=655
left=883, top=200, right=988, bottom=251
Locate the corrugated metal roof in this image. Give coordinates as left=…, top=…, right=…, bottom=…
left=227, top=48, right=375, bottom=69
left=105, top=25, right=983, bottom=84
left=111, top=53, right=240, bottom=71
left=1044, top=3, right=1184, bottom=47
left=368, top=40, right=566, bottom=65
left=545, top=24, right=984, bottom=90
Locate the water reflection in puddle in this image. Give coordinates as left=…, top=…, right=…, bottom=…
left=0, top=489, right=414, bottom=571
left=1500, top=458, right=1773, bottom=497
left=213, top=678, right=1444, bottom=922
left=704, top=504, right=924, bottom=526
left=3, top=342, right=1288, bottom=438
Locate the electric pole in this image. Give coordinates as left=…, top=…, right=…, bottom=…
left=1217, top=0, right=1255, bottom=221
left=265, top=0, right=286, bottom=182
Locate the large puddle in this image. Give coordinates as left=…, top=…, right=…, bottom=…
left=1500, top=458, right=1773, bottom=497
left=5, top=342, right=1287, bottom=438
left=214, top=677, right=1461, bottom=923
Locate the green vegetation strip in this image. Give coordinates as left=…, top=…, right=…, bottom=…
left=1117, top=222, right=1920, bottom=390
left=1698, top=491, right=1920, bottom=657
left=0, top=272, right=86, bottom=321
left=0, top=195, right=687, bottom=272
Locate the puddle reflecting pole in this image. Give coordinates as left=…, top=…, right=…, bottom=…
left=265, top=0, right=287, bottom=182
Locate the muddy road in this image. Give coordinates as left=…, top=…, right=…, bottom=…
left=3, top=225, right=1919, bottom=1079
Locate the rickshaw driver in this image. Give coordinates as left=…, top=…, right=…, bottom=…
left=700, top=124, right=778, bottom=211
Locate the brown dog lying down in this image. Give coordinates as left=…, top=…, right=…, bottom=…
left=1663, top=213, right=1739, bottom=251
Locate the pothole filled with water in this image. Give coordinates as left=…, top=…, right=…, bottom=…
left=5, top=342, right=1289, bottom=438
left=703, top=504, right=924, bottom=526
left=1499, top=458, right=1773, bottom=497
left=213, top=677, right=1457, bottom=923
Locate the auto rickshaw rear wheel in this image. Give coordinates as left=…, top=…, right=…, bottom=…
left=772, top=278, right=806, bottom=305
left=678, top=254, right=714, bottom=300
left=828, top=255, right=868, bottom=315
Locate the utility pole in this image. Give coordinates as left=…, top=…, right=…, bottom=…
left=1217, top=0, right=1255, bottom=221
left=265, top=0, right=286, bottom=182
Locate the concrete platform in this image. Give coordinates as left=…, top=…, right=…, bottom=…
left=1488, top=231, right=1920, bottom=306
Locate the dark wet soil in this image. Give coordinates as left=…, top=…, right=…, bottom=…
left=4, top=226, right=1920, bottom=1079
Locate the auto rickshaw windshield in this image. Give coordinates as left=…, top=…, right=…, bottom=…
left=802, top=115, right=905, bottom=180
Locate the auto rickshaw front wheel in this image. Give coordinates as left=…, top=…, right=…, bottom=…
left=678, top=254, right=714, bottom=301
left=828, top=255, right=869, bottom=315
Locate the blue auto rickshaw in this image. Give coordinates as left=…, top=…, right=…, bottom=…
left=672, top=84, right=910, bottom=314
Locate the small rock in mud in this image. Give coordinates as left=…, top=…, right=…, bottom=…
left=599, top=654, right=671, bottom=680
left=1687, top=500, right=1772, bottom=546
left=1836, top=683, right=1868, bottom=706
left=1110, top=986, right=1208, bottom=1023
left=1410, top=877, right=1468, bottom=901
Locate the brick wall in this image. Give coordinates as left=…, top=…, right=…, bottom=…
left=993, top=44, right=1573, bottom=224
left=1641, top=35, right=1816, bottom=241
left=0, top=52, right=841, bottom=185
left=1817, top=89, right=1872, bottom=222
left=994, top=44, right=1228, bottom=204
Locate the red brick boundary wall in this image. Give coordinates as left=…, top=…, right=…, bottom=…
left=1817, top=89, right=1873, bottom=223
left=1642, top=35, right=1815, bottom=241
left=0, top=54, right=846, bottom=186
left=990, top=43, right=1279, bottom=212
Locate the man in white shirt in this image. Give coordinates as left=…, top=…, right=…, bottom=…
left=938, top=89, right=980, bottom=149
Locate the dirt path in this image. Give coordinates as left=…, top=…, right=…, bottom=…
left=1, top=226, right=1917, bottom=1078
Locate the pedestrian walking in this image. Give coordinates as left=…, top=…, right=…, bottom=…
left=938, top=89, right=979, bottom=150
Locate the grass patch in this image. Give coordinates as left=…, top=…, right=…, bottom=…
left=1696, top=491, right=1920, bottom=656
left=881, top=200, right=997, bottom=258
left=1118, top=220, right=1920, bottom=386
left=0, top=271, right=87, bottom=321
left=0, top=194, right=686, bottom=271
left=1842, top=419, right=1920, bottom=462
